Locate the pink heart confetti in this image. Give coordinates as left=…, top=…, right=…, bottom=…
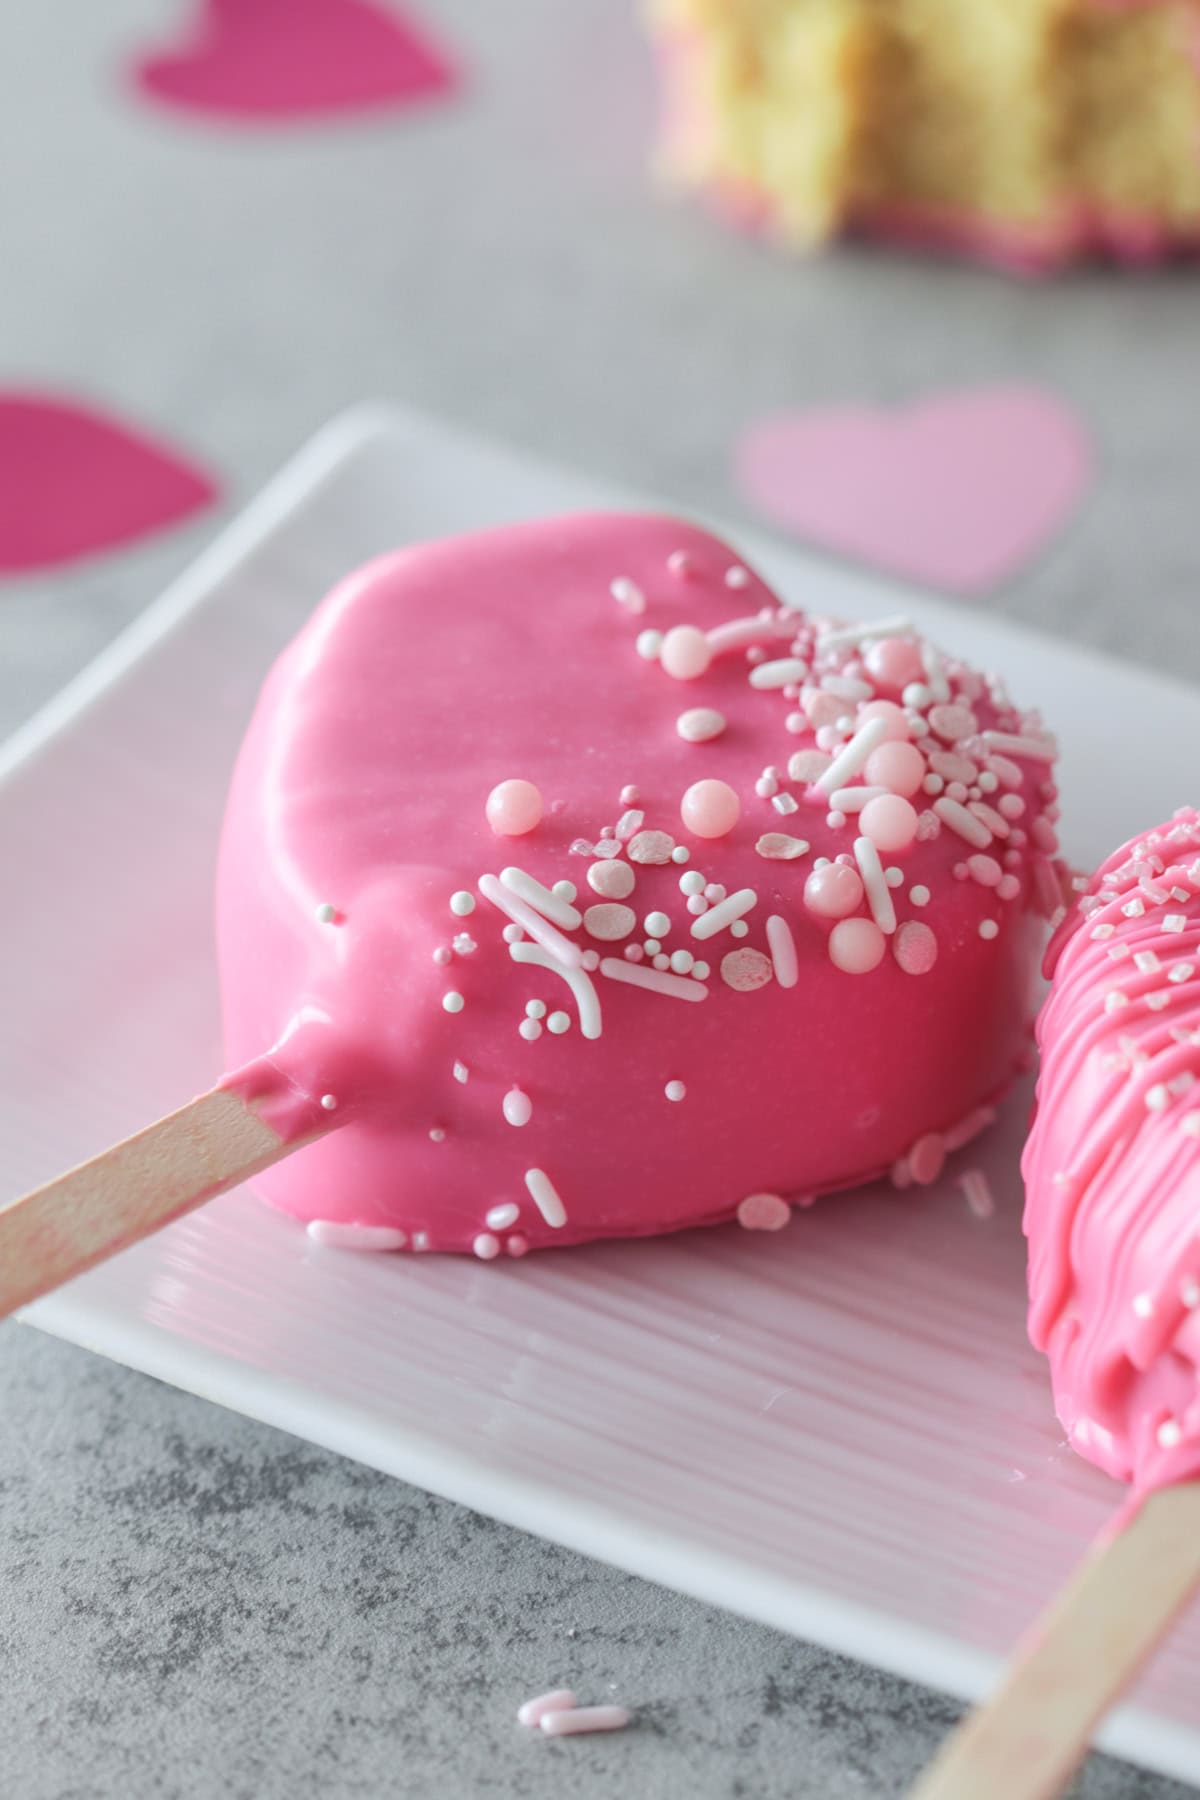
left=735, top=385, right=1092, bottom=597
left=131, top=0, right=458, bottom=124
left=0, top=393, right=217, bottom=576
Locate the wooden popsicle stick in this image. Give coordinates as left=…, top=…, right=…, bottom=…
left=0, top=1088, right=311, bottom=1319
left=909, top=1480, right=1200, bottom=1800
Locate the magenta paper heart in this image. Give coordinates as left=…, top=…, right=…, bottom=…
left=735, top=385, right=1091, bottom=596
left=0, top=393, right=217, bottom=576
left=131, top=0, right=457, bottom=123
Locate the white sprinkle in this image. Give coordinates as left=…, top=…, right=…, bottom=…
left=724, top=564, right=750, bottom=589
left=1132, top=1293, right=1155, bottom=1318
left=453, top=933, right=476, bottom=956
left=473, top=1233, right=501, bottom=1261
left=671, top=846, right=691, bottom=864
left=547, top=1010, right=571, bottom=1034
left=771, top=793, right=799, bottom=815
left=453, top=1061, right=469, bottom=1083
left=1182, top=1279, right=1200, bottom=1309
left=665, top=1080, right=687, bottom=1102
left=676, top=706, right=726, bottom=743
left=979, top=920, right=999, bottom=941
left=692, top=960, right=710, bottom=980
left=934, top=796, right=993, bottom=848
left=503, top=1087, right=533, bottom=1127
left=433, top=947, right=452, bottom=966
left=644, top=939, right=661, bottom=956
left=1090, top=922, right=1116, bottom=940
left=680, top=870, right=705, bottom=895
left=500, top=866, right=582, bottom=930
left=854, top=836, right=896, bottom=934
left=691, top=888, right=758, bottom=941
left=599, top=956, right=708, bottom=1001
left=766, top=914, right=798, bottom=988
left=486, top=1203, right=520, bottom=1231
left=1134, top=951, right=1161, bottom=974
left=1182, top=1113, right=1200, bottom=1137
left=981, top=729, right=1057, bottom=761
left=756, top=833, right=810, bottom=860
left=1170, top=964, right=1195, bottom=984
left=508, top=941, right=602, bottom=1039
left=320, top=1094, right=339, bottom=1111
left=1146, top=1084, right=1171, bottom=1112
left=636, top=628, right=663, bottom=660
left=749, top=657, right=809, bottom=690
left=1105, top=991, right=1129, bottom=1013
left=442, top=992, right=465, bottom=1013
left=830, top=786, right=887, bottom=813
left=540, top=1707, right=632, bottom=1738
left=314, top=902, right=337, bottom=924
left=524, top=1168, right=568, bottom=1228
left=960, top=1168, right=995, bottom=1219
left=518, top=1690, right=577, bottom=1728
left=922, top=644, right=951, bottom=703
left=519, top=1019, right=542, bottom=1041
left=610, top=576, right=645, bottom=612
left=729, top=920, right=749, bottom=939
left=909, top=885, right=930, bottom=908
left=669, top=949, right=694, bottom=974
left=616, top=809, right=645, bottom=841
left=502, top=923, right=523, bottom=944
left=525, top=999, right=547, bottom=1019
left=817, top=613, right=914, bottom=653
left=450, top=890, right=475, bottom=917
left=644, top=910, right=671, bottom=938
left=1158, top=1420, right=1184, bottom=1450
left=884, top=867, right=904, bottom=888
left=1123, top=897, right=1146, bottom=918
left=1164, top=914, right=1188, bottom=933
left=480, top=873, right=583, bottom=968
left=903, top=682, right=932, bottom=709
left=307, top=1221, right=407, bottom=1252
left=815, top=716, right=889, bottom=795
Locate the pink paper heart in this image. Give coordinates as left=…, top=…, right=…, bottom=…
left=131, top=0, right=458, bottom=123
left=0, top=393, right=217, bottom=576
left=735, top=385, right=1092, bottom=596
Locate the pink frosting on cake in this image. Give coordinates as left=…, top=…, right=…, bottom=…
left=217, top=513, right=1062, bottom=1255
left=1024, top=810, right=1200, bottom=1497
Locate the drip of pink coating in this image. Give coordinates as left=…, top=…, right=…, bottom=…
left=216, top=510, right=1061, bottom=1255
left=681, top=778, right=740, bottom=838
left=1023, top=808, right=1200, bottom=1499
left=487, top=779, right=543, bottom=836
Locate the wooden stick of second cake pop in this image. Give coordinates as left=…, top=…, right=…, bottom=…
left=909, top=1480, right=1200, bottom=1800
left=0, top=1088, right=319, bottom=1319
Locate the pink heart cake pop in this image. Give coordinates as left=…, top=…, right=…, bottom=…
left=1025, top=810, right=1200, bottom=1498
left=217, top=513, right=1064, bottom=1256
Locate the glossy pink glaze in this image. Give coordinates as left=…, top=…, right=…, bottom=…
left=218, top=513, right=1060, bottom=1254
left=1024, top=810, right=1200, bottom=1497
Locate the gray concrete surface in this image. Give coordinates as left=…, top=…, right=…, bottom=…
left=4, top=2, right=1200, bottom=1794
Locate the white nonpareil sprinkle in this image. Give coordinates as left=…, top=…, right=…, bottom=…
left=320, top=1094, right=338, bottom=1111
left=979, top=920, right=999, bottom=941
left=636, top=629, right=663, bottom=661
left=644, top=910, right=671, bottom=938
left=1182, top=1279, right=1200, bottom=1309
left=665, top=1080, right=687, bottom=1102
left=314, top=901, right=337, bottom=924
left=1132, top=1293, right=1156, bottom=1318
left=909, top=885, right=930, bottom=908
left=1158, top=1420, right=1184, bottom=1450
left=1181, top=1113, right=1200, bottom=1137
left=1146, top=1084, right=1171, bottom=1112
left=610, top=576, right=645, bottom=612
left=547, top=1010, right=571, bottom=1034
left=450, top=890, right=475, bottom=917
left=724, top=564, right=750, bottom=589
left=442, top=992, right=465, bottom=1013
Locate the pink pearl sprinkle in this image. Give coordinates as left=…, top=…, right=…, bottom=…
left=856, top=700, right=910, bottom=743
left=473, top=1232, right=501, bottom=1260
left=486, top=778, right=543, bottom=836
left=865, top=740, right=926, bottom=798
left=859, top=794, right=918, bottom=853
left=619, top=784, right=640, bottom=806
left=737, top=1192, right=791, bottom=1231
left=864, top=636, right=924, bottom=692
left=967, top=853, right=1003, bottom=888
left=997, top=874, right=1021, bottom=900
left=507, top=1234, right=529, bottom=1257
left=894, top=920, right=938, bottom=975
left=804, top=862, right=864, bottom=919
left=681, top=778, right=740, bottom=838
left=829, top=917, right=885, bottom=974
left=660, top=624, right=712, bottom=681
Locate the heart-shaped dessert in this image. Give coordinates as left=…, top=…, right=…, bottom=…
left=218, top=514, right=1064, bottom=1255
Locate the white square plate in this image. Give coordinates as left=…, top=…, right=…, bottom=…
left=7, top=407, right=1200, bottom=1787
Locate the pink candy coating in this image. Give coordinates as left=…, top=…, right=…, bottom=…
left=804, top=861, right=864, bottom=919
left=858, top=794, right=918, bottom=853
left=660, top=624, right=712, bottom=681
left=828, top=917, right=886, bottom=974
left=856, top=699, right=910, bottom=743
left=864, top=636, right=924, bottom=692
left=681, top=777, right=740, bottom=838
left=864, top=740, right=925, bottom=798
left=486, top=778, right=543, bottom=836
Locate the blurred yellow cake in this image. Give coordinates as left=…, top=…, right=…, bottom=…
left=651, top=0, right=1200, bottom=269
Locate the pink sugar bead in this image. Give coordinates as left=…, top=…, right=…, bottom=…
left=865, top=740, right=926, bottom=798
left=828, top=917, right=886, bottom=974
left=681, top=778, right=740, bottom=838
left=737, top=1192, right=791, bottom=1232
left=486, top=778, right=543, bottom=836
left=856, top=699, right=910, bottom=743
left=967, top=853, right=1003, bottom=888
left=894, top=920, right=938, bottom=976
left=859, top=794, right=918, bottom=853
left=909, top=1133, right=946, bottom=1186
left=804, top=862, right=864, bottom=919
left=660, top=624, right=712, bottom=681
left=864, top=636, right=924, bottom=693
